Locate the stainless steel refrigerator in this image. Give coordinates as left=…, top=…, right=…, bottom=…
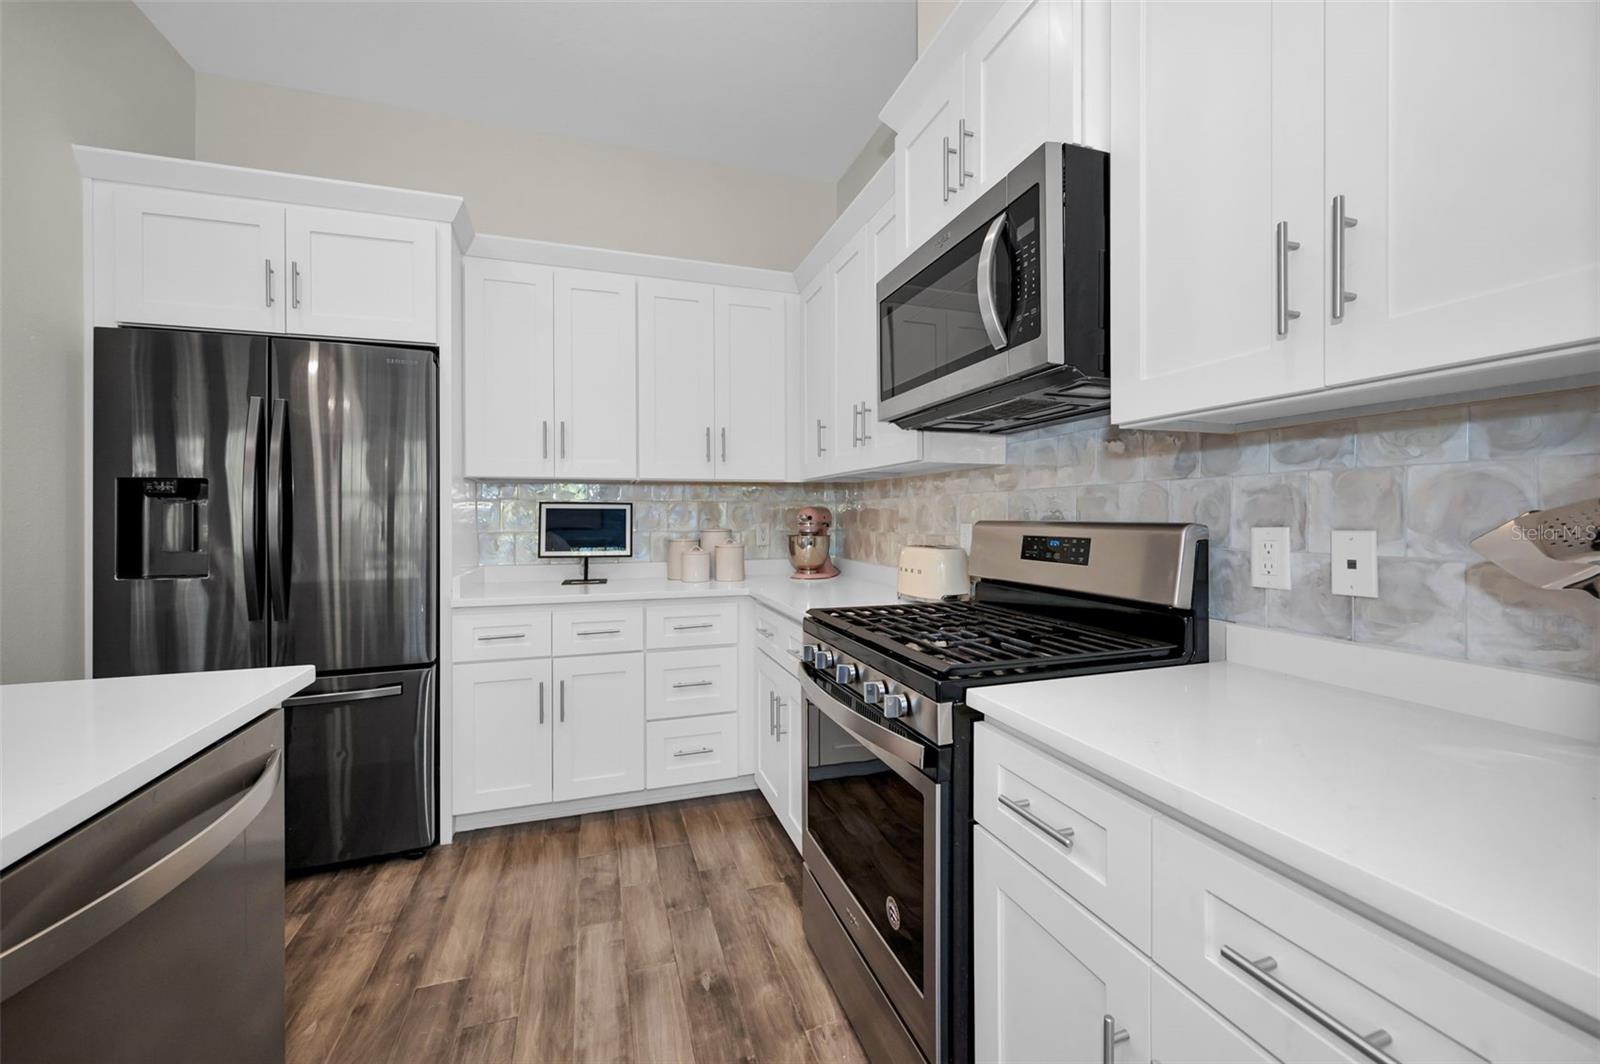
left=92, top=326, right=437, bottom=870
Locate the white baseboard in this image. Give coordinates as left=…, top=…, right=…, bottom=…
left=451, top=774, right=763, bottom=836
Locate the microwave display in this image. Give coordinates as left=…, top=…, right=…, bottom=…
left=878, top=184, right=1043, bottom=402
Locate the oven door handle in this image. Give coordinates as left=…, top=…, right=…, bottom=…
left=802, top=674, right=934, bottom=773
left=976, top=212, right=1010, bottom=351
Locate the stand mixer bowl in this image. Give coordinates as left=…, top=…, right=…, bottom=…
left=788, top=532, right=831, bottom=572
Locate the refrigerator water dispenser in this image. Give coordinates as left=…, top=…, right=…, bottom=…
left=114, top=476, right=210, bottom=579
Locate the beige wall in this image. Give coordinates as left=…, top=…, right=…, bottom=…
left=194, top=75, right=837, bottom=271
left=0, top=1, right=195, bottom=683
left=918, top=0, right=958, bottom=54
left=835, top=124, right=895, bottom=214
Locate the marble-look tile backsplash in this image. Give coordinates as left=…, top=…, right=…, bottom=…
left=466, top=386, right=1599, bottom=679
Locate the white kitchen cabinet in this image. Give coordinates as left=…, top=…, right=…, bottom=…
left=974, top=826, right=1151, bottom=1064
left=462, top=259, right=556, bottom=479
left=112, top=186, right=286, bottom=334
left=1148, top=970, right=1274, bottom=1064
left=962, top=0, right=1065, bottom=197
left=451, top=658, right=553, bottom=813
left=554, top=269, right=638, bottom=480
left=799, top=271, right=836, bottom=479
left=638, top=278, right=717, bottom=480
left=753, top=650, right=801, bottom=846
left=1323, top=0, right=1600, bottom=386
left=645, top=714, right=740, bottom=790
left=552, top=652, right=645, bottom=802
left=896, top=58, right=966, bottom=253
left=1109, top=0, right=1326, bottom=425
left=284, top=206, right=437, bottom=343
left=713, top=286, right=788, bottom=481
left=858, top=199, right=922, bottom=468
left=829, top=231, right=874, bottom=466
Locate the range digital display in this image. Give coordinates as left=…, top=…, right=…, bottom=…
left=1020, top=534, right=1091, bottom=566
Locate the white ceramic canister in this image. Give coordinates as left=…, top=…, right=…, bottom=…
left=713, top=542, right=746, bottom=582
left=666, top=536, right=698, bottom=580
left=681, top=545, right=712, bottom=583
left=698, top=527, right=733, bottom=553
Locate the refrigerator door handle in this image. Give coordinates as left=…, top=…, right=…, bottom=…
left=266, top=398, right=291, bottom=621
left=242, top=396, right=265, bottom=622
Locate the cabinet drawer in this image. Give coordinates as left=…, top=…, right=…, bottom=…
left=645, top=714, right=739, bottom=789
left=646, top=646, right=739, bottom=721
left=552, top=605, right=644, bottom=656
left=753, top=603, right=804, bottom=674
left=645, top=600, right=738, bottom=649
left=451, top=608, right=552, bottom=662
left=1152, top=819, right=1598, bottom=1063
left=974, top=722, right=1154, bottom=952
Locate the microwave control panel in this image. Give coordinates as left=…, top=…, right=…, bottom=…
left=1006, top=186, right=1043, bottom=346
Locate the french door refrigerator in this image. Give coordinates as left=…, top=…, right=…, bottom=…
left=92, top=326, right=437, bottom=871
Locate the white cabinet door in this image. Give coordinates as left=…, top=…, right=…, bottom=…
left=638, top=278, right=717, bottom=480
left=962, top=0, right=1064, bottom=196
left=898, top=58, right=966, bottom=252
left=113, top=186, right=285, bottom=334
left=284, top=206, right=437, bottom=343
left=1324, top=0, right=1600, bottom=385
left=552, top=652, right=645, bottom=802
left=862, top=200, right=922, bottom=468
left=452, top=658, right=553, bottom=814
left=772, top=672, right=802, bottom=843
left=753, top=652, right=797, bottom=841
left=830, top=231, right=875, bottom=473
left=713, top=286, right=788, bottom=481
left=1109, top=0, right=1325, bottom=425
left=554, top=269, right=638, bottom=480
left=799, top=272, right=836, bottom=479
left=1149, top=969, right=1275, bottom=1064
left=463, top=259, right=556, bottom=479
left=974, top=827, right=1151, bottom=1064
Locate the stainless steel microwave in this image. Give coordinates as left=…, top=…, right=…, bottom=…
left=877, top=142, right=1110, bottom=433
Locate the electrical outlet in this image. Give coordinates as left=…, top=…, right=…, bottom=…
left=1251, top=527, right=1291, bottom=590
left=1331, top=530, right=1379, bottom=598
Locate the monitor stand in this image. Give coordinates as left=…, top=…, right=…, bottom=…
left=561, top=556, right=607, bottom=586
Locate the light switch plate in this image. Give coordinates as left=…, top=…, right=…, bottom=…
left=1250, top=527, right=1291, bottom=590
left=1331, top=530, right=1379, bottom=597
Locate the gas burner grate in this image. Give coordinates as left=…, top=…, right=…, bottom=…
left=813, top=601, right=1175, bottom=678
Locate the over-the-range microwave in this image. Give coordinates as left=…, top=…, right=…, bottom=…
left=877, top=142, right=1109, bottom=433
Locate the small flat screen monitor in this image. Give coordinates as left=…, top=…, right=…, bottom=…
left=538, top=502, right=633, bottom=564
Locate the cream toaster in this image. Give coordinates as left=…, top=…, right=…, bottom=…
left=897, top=545, right=970, bottom=601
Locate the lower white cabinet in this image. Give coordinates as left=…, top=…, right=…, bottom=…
left=452, top=658, right=553, bottom=813
left=974, top=826, right=1151, bottom=1064
left=1148, top=970, right=1273, bottom=1064
left=645, top=714, right=740, bottom=789
left=645, top=646, right=738, bottom=720
left=552, top=652, right=645, bottom=802
left=753, top=649, right=802, bottom=845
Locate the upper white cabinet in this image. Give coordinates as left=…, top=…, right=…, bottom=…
left=1111, top=0, right=1600, bottom=428
left=284, top=206, right=437, bottom=343
left=1109, top=0, right=1326, bottom=423
left=1322, top=0, right=1600, bottom=386
left=113, top=186, right=287, bottom=335
left=110, top=186, right=437, bottom=343
left=554, top=269, right=638, bottom=480
left=638, top=281, right=789, bottom=482
left=896, top=58, right=967, bottom=253
left=799, top=271, right=836, bottom=479
left=462, top=259, right=556, bottom=479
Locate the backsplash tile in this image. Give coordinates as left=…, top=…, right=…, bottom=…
left=463, top=386, right=1600, bottom=679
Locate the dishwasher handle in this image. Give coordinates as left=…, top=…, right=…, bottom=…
left=0, top=751, right=282, bottom=1002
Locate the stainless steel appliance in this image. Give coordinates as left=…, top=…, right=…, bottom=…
left=877, top=143, right=1110, bottom=433
left=1471, top=496, right=1600, bottom=597
left=92, top=327, right=438, bottom=870
left=800, top=522, right=1209, bottom=1063
left=2, top=712, right=284, bottom=1063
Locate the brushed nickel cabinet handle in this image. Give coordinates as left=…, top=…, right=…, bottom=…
left=720, top=426, right=727, bottom=463
left=560, top=421, right=567, bottom=459
left=775, top=697, right=787, bottom=740
left=959, top=118, right=975, bottom=186
left=859, top=401, right=873, bottom=443
left=543, top=420, right=549, bottom=459
left=477, top=632, right=527, bottom=642
left=1275, top=221, right=1302, bottom=338
left=705, top=426, right=712, bottom=463
left=290, top=261, right=301, bottom=309
left=816, top=418, right=827, bottom=456
left=1102, top=1015, right=1129, bottom=1064
left=1221, top=946, right=1399, bottom=1063
left=538, top=680, right=545, bottom=725
left=559, top=679, right=565, bottom=723
left=671, top=680, right=714, bottom=690
left=264, top=259, right=275, bottom=307
left=1331, top=194, right=1359, bottom=322
left=998, top=793, right=1075, bottom=850
left=577, top=627, right=621, bottom=636
left=672, top=623, right=714, bottom=631
left=943, top=136, right=958, bottom=202
left=673, top=747, right=714, bottom=758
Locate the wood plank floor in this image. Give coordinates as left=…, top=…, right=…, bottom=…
left=284, top=792, right=868, bottom=1064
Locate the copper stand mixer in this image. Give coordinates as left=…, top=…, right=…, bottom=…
left=787, top=505, right=840, bottom=580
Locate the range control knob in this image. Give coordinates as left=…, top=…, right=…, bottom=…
left=881, top=693, right=910, bottom=719
left=802, top=644, right=820, bottom=665
left=815, top=649, right=835, bottom=670
left=834, top=662, right=859, bottom=684
left=861, top=681, right=885, bottom=705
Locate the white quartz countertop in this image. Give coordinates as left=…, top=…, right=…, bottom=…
left=453, top=571, right=897, bottom=623
left=1, top=666, right=315, bottom=867
left=968, top=661, right=1600, bottom=1025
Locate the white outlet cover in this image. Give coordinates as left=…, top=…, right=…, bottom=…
left=1331, top=530, right=1379, bottom=598
left=1250, top=527, right=1291, bottom=590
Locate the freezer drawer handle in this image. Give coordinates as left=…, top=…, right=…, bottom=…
left=1221, top=946, right=1400, bottom=1063
left=282, top=684, right=403, bottom=707
left=0, top=751, right=282, bottom=1002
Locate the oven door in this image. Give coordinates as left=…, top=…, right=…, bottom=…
left=801, top=673, right=943, bottom=1061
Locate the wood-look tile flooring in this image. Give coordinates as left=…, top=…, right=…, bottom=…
left=284, top=791, right=867, bottom=1064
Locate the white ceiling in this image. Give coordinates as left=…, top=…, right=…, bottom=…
left=137, top=0, right=916, bottom=183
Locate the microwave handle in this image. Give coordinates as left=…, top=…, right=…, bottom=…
left=977, top=213, right=1010, bottom=351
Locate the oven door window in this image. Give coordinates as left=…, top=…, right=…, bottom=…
left=806, top=705, right=927, bottom=991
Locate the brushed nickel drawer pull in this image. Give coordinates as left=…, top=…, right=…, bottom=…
left=673, top=747, right=714, bottom=758
left=577, top=627, right=621, bottom=636
left=672, top=623, right=715, bottom=631
left=998, top=793, right=1075, bottom=850
left=1102, top=1015, right=1129, bottom=1064
left=671, top=680, right=714, bottom=690
left=1221, top=946, right=1400, bottom=1063
left=477, top=632, right=527, bottom=642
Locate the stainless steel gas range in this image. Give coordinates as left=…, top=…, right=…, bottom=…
left=798, top=521, right=1211, bottom=1064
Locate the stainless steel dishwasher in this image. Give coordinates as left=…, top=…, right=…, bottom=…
left=1, top=711, right=285, bottom=1063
